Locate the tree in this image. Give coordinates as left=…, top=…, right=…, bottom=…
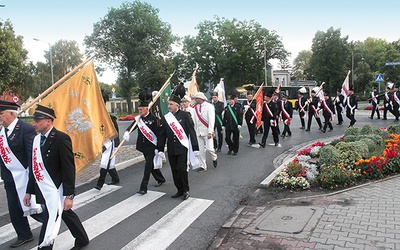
left=292, top=50, right=312, bottom=80
left=309, top=27, right=350, bottom=92
left=181, top=17, right=289, bottom=92
left=0, top=19, right=29, bottom=94
left=84, top=1, right=175, bottom=113
left=278, top=58, right=291, bottom=70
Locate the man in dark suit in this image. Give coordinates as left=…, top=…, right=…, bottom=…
left=346, top=87, right=358, bottom=127
left=223, top=94, right=243, bottom=155
left=306, top=88, right=323, bottom=131
left=259, top=92, right=280, bottom=148
left=295, top=87, right=307, bottom=129
left=24, top=105, right=89, bottom=250
left=242, top=92, right=257, bottom=146
left=212, top=92, right=224, bottom=152
left=334, top=89, right=345, bottom=125
left=369, top=86, right=380, bottom=120
left=123, top=90, right=166, bottom=195
left=157, top=92, right=199, bottom=200
left=0, top=101, right=42, bottom=248
left=279, top=93, right=293, bottom=138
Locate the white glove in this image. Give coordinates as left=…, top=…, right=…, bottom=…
left=157, top=151, right=165, bottom=159
left=238, top=125, right=242, bottom=129
left=123, top=131, right=130, bottom=142
left=222, top=126, right=226, bottom=130
left=193, top=151, right=200, bottom=157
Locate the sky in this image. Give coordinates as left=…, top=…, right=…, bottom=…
left=1, top=0, right=400, bottom=84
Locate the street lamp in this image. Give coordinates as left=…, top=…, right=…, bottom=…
left=33, top=38, right=54, bottom=85
left=263, top=38, right=267, bottom=86
left=351, top=51, right=364, bottom=90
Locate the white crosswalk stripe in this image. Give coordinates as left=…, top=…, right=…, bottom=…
left=121, top=197, right=213, bottom=250
left=2, top=186, right=214, bottom=250
left=0, top=185, right=121, bottom=245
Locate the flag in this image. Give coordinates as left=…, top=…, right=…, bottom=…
left=214, top=78, right=227, bottom=106
left=159, top=83, right=171, bottom=115
left=341, top=70, right=351, bottom=102
left=187, top=64, right=199, bottom=101
left=36, top=61, right=117, bottom=173
left=255, top=87, right=263, bottom=129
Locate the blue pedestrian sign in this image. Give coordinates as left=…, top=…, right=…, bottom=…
left=375, top=74, right=384, bottom=82
left=385, top=62, right=400, bottom=66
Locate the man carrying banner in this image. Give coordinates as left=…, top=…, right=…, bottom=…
left=321, top=91, right=335, bottom=133
left=24, top=105, right=89, bottom=250
left=95, top=90, right=120, bottom=190
left=157, top=86, right=199, bottom=200
left=223, top=93, right=243, bottom=155
left=334, top=89, right=345, bottom=125
left=123, top=90, right=166, bottom=195
left=242, top=92, right=257, bottom=146
left=295, top=87, right=307, bottom=129
left=192, top=92, right=218, bottom=171
left=0, top=101, right=42, bottom=248
left=369, top=86, right=380, bottom=120
left=346, top=87, right=358, bottom=127
left=259, top=92, right=280, bottom=148
left=212, top=92, right=224, bottom=152
left=306, top=88, right=323, bottom=131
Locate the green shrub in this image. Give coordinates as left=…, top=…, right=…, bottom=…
left=350, top=140, right=369, bottom=159
left=359, top=134, right=385, bottom=156
left=344, top=127, right=360, bottom=137
left=319, top=145, right=341, bottom=166
left=388, top=124, right=400, bottom=134
left=343, top=135, right=358, bottom=142
left=357, top=138, right=377, bottom=158
left=335, top=142, right=362, bottom=166
left=329, top=139, right=342, bottom=147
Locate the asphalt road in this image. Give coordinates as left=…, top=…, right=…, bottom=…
left=0, top=109, right=394, bottom=249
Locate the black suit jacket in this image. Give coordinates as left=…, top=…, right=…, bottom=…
left=262, top=101, right=279, bottom=122
left=279, top=101, right=293, bottom=120
left=212, top=101, right=224, bottom=127
left=157, top=110, right=199, bottom=156
left=223, top=103, right=243, bottom=130
left=0, top=119, right=36, bottom=183
left=127, top=113, right=160, bottom=154
left=27, top=128, right=76, bottom=203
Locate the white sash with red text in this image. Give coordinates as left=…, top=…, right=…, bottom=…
left=165, top=112, right=199, bottom=169
left=32, top=135, right=64, bottom=247
left=322, top=100, right=334, bottom=121
left=0, top=128, right=41, bottom=216
left=280, top=101, right=291, bottom=125
left=194, top=104, right=209, bottom=127
left=138, top=118, right=157, bottom=146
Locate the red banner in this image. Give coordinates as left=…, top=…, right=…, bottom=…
left=255, top=88, right=263, bottom=128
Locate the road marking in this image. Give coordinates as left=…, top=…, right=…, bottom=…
left=121, top=197, right=213, bottom=250
left=51, top=191, right=164, bottom=250
left=0, top=185, right=121, bottom=245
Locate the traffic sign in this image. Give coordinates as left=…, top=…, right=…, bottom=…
left=375, top=74, right=384, bottom=82
left=385, top=62, right=400, bottom=66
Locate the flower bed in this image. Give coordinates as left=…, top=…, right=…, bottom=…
left=119, top=114, right=136, bottom=121
left=272, top=124, right=400, bottom=190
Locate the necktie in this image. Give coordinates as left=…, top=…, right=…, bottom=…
left=40, top=135, right=46, bottom=147
left=4, top=127, right=8, bottom=136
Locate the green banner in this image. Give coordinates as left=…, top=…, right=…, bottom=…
left=160, top=84, right=171, bottom=115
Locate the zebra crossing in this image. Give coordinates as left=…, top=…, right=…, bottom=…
left=0, top=185, right=213, bottom=250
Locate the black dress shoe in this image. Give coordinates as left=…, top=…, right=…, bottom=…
left=232, top=152, right=238, bottom=156
left=216, top=148, right=221, bottom=153
left=259, top=143, right=265, bottom=148
left=137, top=190, right=147, bottom=195
left=213, top=160, right=218, bottom=168
left=10, top=236, right=34, bottom=248
left=70, top=243, right=89, bottom=250
left=287, top=133, right=291, bottom=137
left=183, top=191, right=190, bottom=200
left=227, top=150, right=232, bottom=155
left=305, top=129, right=310, bottom=131
left=382, top=118, right=387, bottom=120
left=300, top=126, right=305, bottom=129
left=154, top=181, right=165, bottom=187
left=94, top=185, right=101, bottom=190
left=171, top=192, right=183, bottom=198
left=281, top=134, right=285, bottom=138
left=107, top=180, right=120, bottom=185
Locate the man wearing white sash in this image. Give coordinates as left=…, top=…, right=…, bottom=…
left=24, top=105, right=89, bottom=250
left=123, top=89, right=166, bottom=195
left=157, top=86, right=199, bottom=201
left=0, top=100, right=42, bottom=248
left=192, top=92, right=218, bottom=172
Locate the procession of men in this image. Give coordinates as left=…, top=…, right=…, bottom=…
left=2, top=78, right=399, bottom=249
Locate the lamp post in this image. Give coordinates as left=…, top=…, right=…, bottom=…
left=351, top=51, right=364, bottom=90
left=33, top=38, right=54, bottom=85
left=263, top=38, right=267, bottom=86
